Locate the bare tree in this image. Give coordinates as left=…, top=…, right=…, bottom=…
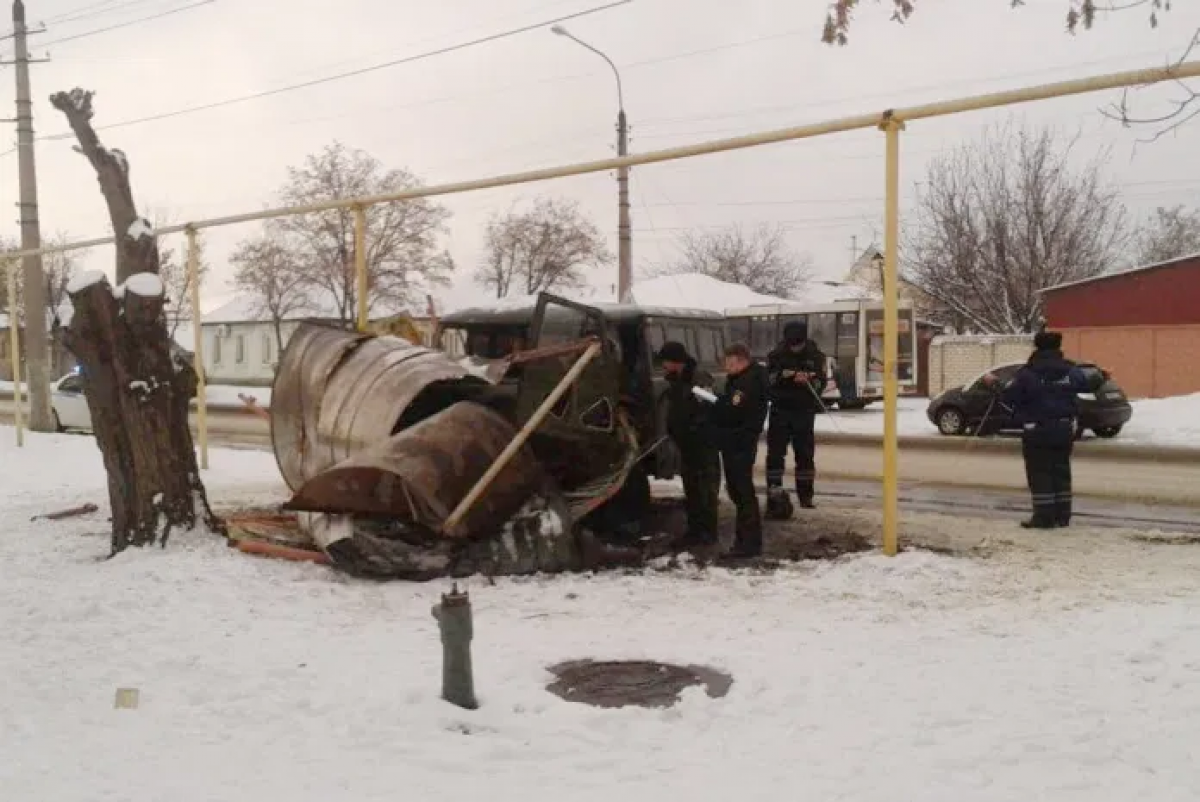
left=1133, top=204, right=1200, bottom=265
left=821, top=0, right=1170, bottom=45
left=272, top=141, right=454, bottom=324
left=903, top=121, right=1128, bottom=334
left=50, top=87, right=220, bottom=556
left=653, top=224, right=812, bottom=299
left=230, top=226, right=312, bottom=353
left=1, top=232, right=84, bottom=321
left=475, top=197, right=613, bottom=298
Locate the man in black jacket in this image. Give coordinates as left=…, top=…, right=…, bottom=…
left=711, top=342, right=770, bottom=559
left=984, top=331, right=1088, bottom=529
left=658, top=341, right=720, bottom=548
left=765, top=320, right=828, bottom=514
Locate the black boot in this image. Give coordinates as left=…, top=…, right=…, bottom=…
left=1020, top=518, right=1057, bottom=530
left=764, top=488, right=793, bottom=520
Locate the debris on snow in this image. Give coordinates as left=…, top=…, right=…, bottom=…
left=65, top=269, right=106, bottom=295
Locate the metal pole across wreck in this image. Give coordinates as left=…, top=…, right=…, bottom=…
left=440, top=339, right=603, bottom=536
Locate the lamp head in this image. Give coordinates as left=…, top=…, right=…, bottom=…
left=550, top=25, right=568, bottom=35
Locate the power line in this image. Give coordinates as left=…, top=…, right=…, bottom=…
left=42, top=0, right=168, bottom=27
left=40, top=0, right=126, bottom=25
left=36, top=0, right=214, bottom=49
left=36, top=0, right=632, bottom=142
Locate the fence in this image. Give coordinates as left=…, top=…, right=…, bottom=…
left=927, top=334, right=1035, bottom=397
left=1061, top=325, right=1200, bottom=399
left=5, top=58, right=1200, bottom=556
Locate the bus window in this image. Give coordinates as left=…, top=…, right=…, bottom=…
left=808, top=312, right=837, bottom=354
left=466, top=330, right=491, bottom=357
left=665, top=324, right=688, bottom=347
left=710, top=327, right=725, bottom=361
left=836, top=312, right=859, bottom=357
left=439, top=327, right=467, bottom=357
left=728, top=317, right=750, bottom=346
left=750, top=316, right=777, bottom=356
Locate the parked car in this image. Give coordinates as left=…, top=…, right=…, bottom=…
left=51, top=371, right=92, bottom=432
left=926, top=361, right=1132, bottom=439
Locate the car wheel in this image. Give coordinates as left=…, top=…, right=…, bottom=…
left=1072, top=419, right=1085, bottom=441
left=936, top=406, right=966, bottom=436
left=1093, top=425, right=1122, bottom=439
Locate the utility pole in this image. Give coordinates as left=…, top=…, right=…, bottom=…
left=4, top=0, right=53, bottom=432
left=551, top=26, right=632, bottom=302
left=616, top=109, right=631, bottom=303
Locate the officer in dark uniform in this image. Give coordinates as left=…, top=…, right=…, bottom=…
left=711, top=342, right=770, bottom=559
left=657, top=341, right=720, bottom=548
left=984, top=331, right=1088, bottom=529
left=765, top=320, right=829, bottom=515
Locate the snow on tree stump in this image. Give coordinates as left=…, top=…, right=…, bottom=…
left=546, top=660, right=733, bottom=709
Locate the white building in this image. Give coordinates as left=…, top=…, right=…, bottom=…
left=199, top=297, right=341, bottom=385
left=199, top=296, right=420, bottom=385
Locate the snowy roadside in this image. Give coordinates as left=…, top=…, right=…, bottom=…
left=3, top=427, right=1200, bottom=801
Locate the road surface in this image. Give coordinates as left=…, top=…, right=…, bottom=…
left=3, top=402, right=1197, bottom=517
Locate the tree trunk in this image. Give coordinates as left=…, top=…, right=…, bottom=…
left=50, top=88, right=222, bottom=555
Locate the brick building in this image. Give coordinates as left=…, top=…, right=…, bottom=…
left=1040, top=253, right=1200, bottom=398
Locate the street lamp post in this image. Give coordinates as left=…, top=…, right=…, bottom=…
left=551, top=25, right=631, bottom=302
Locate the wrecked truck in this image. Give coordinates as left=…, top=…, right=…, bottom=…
left=262, top=294, right=729, bottom=580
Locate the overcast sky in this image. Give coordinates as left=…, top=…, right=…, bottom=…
left=3, top=0, right=1199, bottom=314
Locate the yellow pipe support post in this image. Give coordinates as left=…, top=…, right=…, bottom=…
left=354, top=205, right=368, bottom=332
left=186, top=227, right=209, bottom=470
left=6, top=262, right=23, bottom=447
left=880, top=115, right=904, bottom=557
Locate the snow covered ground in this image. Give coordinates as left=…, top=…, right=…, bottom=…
left=4, top=425, right=1200, bottom=801
left=0, top=379, right=271, bottom=409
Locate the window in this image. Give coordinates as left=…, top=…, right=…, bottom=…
left=750, top=316, right=777, bottom=356
left=727, top=318, right=750, bottom=346
left=808, top=312, right=837, bottom=354
left=262, top=333, right=273, bottom=365
left=665, top=324, right=687, bottom=346
left=645, top=323, right=665, bottom=366
left=836, top=312, right=859, bottom=358
left=235, top=335, right=246, bottom=364
left=695, top=325, right=718, bottom=364
left=211, top=333, right=222, bottom=365
left=58, top=375, right=83, bottom=394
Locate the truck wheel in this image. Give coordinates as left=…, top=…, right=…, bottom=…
left=1093, top=426, right=1122, bottom=439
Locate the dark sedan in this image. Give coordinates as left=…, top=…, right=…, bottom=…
left=926, top=361, right=1133, bottom=439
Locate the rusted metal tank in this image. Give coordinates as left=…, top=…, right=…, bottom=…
left=270, top=322, right=492, bottom=491
left=282, top=401, right=546, bottom=539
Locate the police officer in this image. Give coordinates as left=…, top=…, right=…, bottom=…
left=711, top=342, right=770, bottom=559
left=984, top=330, right=1088, bottom=529
left=657, top=341, right=720, bottom=548
left=765, top=320, right=829, bottom=514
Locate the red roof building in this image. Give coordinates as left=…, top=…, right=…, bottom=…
left=1040, top=253, right=1200, bottom=398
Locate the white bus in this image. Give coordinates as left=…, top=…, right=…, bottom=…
left=724, top=299, right=920, bottom=409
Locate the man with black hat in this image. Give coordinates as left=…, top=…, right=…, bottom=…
left=984, top=330, right=1088, bottom=529
left=764, top=320, right=829, bottom=516
left=657, top=340, right=720, bottom=549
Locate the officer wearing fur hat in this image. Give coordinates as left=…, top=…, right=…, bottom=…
left=764, top=320, right=829, bottom=517
left=984, top=330, right=1088, bottom=529
left=657, top=340, right=720, bottom=549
